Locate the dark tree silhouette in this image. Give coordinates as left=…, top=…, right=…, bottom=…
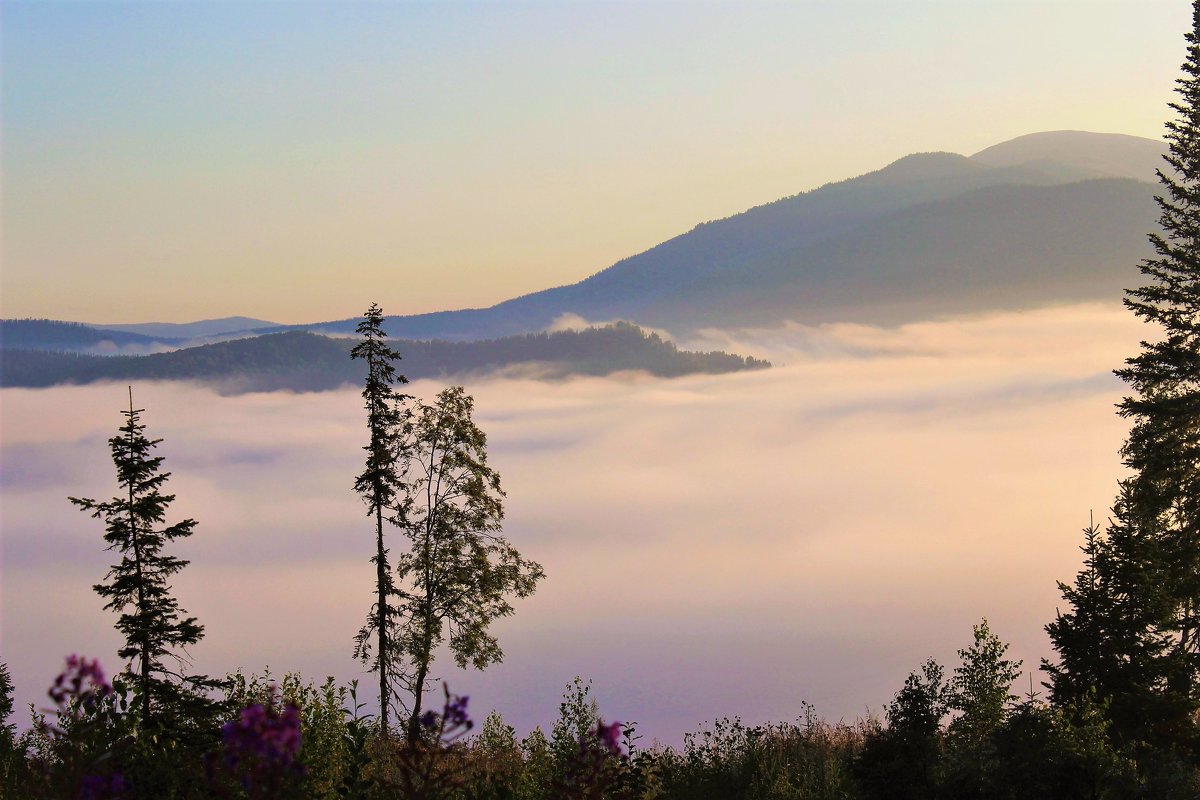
left=1049, top=1, right=1200, bottom=753
left=70, top=388, right=205, bottom=724
left=393, top=387, right=544, bottom=742
left=350, top=303, right=411, bottom=735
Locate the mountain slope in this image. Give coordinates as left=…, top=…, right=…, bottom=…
left=85, top=317, right=279, bottom=339
left=971, top=130, right=1164, bottom=183
left=0, top=319, right=184, bottom=352
left=297, top=131, right=1163, bottom=340
left=638, top=177, right=1157, bottom=328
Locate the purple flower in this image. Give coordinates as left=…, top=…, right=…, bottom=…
left=48, top=654, right=112, bottom=711
left=221, top=701, right=303, bottom=771
left=595, top=721, right=623, bottom=756
left=423, top=690, right=473, bottom=734
left=445, top=694, right=471, bottom=728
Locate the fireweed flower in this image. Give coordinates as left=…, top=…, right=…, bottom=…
left=575, top=720, right=624, bottom=761
left=221, top=701, right=303, bottom=773
left=420, top=686, right=473, bottom=742
left=557, top=719, right=627, bottom=797
left=42, top=654, right=115, bottom=739
left=595, top=721, right=623, bottom=756
left=41, top=657, right=124, bottom=799
left=444, top=694, right=471, bottom=728
left=48, top=655, right=113, bottom=711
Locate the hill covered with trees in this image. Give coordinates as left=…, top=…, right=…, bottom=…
left=0, top=323, right=768, bottom=392
left=0, top=319, right=185, bottom=352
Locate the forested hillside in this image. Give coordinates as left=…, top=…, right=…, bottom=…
left=0, top=323, right=768, bottom=392
left=0, top=319, right=184, bottom=352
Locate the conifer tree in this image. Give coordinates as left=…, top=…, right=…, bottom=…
left=0, top=661, right=14, bottom=750
left=350, top=303, right=410, bottom=735
left=70, top=388, right=205, bottom=724
left=1048, top=1, right=1200, bottom=751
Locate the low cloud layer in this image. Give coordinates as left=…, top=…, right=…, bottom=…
left=1, top=303, right=1144, bottom=744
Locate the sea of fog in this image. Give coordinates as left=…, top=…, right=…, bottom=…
left=0, top=303, right=1142, bottom=745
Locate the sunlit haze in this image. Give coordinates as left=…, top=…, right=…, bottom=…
left=0, top=0, right=1186, bottom=323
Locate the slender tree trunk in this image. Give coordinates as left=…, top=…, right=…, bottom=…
left=407, top=621, right=433, bottom=745
left=127, top=388, right=150, bottom=725
left=375, top=480, right=389, bottom=735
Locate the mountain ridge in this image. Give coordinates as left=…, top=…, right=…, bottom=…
left=14, top=131, right=1166, bottom=346
left=280, top=130, right=1163, bottom=341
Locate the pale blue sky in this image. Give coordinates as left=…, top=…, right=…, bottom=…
left=1, top=1, right=1189, bottom=323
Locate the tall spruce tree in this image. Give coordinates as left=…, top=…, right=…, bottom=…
left=1044, top=515, right=1133, bottom=719
left=350, top=303, right=410, bottom=735
left=1048, top=1, right=1200, bottom=752
left=70, top=388, right=205, bottom=725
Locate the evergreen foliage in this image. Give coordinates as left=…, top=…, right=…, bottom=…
left=350, top=303, right=411, bottom=736
left=855, top=658, right=946, bottom=798
left=69, top=388, right=210, bottom=726
left=0, top=661, right=13, bottom=746
left=1048, top=0, right=1200, bottom=759
left=0, top=661, right=16, bottom=793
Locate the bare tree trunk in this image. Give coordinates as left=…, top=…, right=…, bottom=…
left=376, top=496, right=389, bottom=736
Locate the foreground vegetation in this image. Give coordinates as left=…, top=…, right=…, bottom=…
left=0, top=633, right=1189, bottom=800
left=0, top=641, right=1160, bottom=800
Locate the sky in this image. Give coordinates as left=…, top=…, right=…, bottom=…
left=1, top=302, right=1142, bottom=743
left=0, top=0, right=1189, bottom=324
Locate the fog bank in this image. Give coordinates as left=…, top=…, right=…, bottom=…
left=0, top=303, right=1142, bottom=744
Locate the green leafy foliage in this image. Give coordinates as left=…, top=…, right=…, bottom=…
left=393, top=386, right=545, bottom=739
left=939, top=619, right=1022, bottom=798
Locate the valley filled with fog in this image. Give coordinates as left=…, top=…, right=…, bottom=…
left=1, top=302, right=1141, bottom=744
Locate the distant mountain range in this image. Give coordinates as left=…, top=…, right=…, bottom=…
left=1, top=320, right=186, bottom=352
left=1, top=318, right=269, bottom=353
left=1, top=129, right=1167, bottom=389
left=82, top=316, right=278, bottom=340
left=0, top=323, right=768, bottom=393
left=290, top=130, right=1162, bottom=339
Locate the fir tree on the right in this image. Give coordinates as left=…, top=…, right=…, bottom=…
left=1047, top=0, right=1200, bottom=767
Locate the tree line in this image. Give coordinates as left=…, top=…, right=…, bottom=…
left=0, top=322, right=769, bottom=393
